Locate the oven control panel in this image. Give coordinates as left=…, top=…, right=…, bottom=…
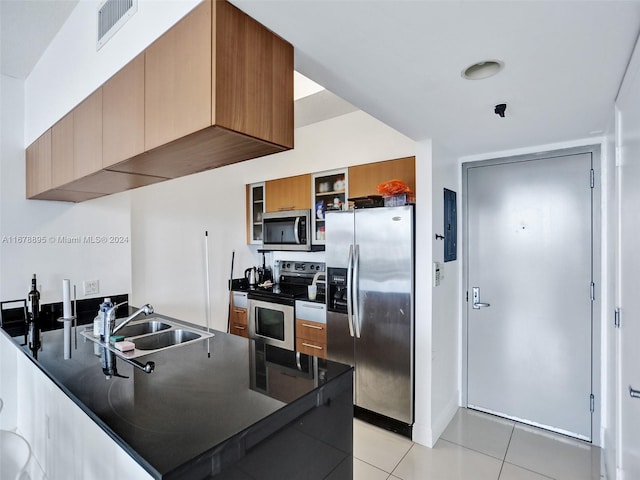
left=279, top=261, right=325, bottom=276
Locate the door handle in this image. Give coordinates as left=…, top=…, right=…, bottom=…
left=346, top=245, right=355, bottom=337
left=472, top=287, right=490, bottom=309
left=630, top=386, right=640, bottom=399
left=353, top=244, right=361, bottom=339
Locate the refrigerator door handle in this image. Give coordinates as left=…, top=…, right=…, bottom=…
left=353, top=244, right=361, bottom=338
left=346, top=244, right=355, bottom=337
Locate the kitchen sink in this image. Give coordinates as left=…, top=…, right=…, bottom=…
left=133, top=329, right=202, bottom=350
left=80, top=316, right=213, bottom=359
left=116, top=320, right=172, bottom=337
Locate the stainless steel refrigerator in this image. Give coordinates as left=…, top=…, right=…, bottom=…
left=325, top=205, right=414, bottom=433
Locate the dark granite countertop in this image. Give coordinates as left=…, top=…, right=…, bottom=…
left=3, top=312, right=352, bottom=479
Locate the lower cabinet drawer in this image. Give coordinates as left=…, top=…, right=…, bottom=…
left=295, top=338, right=326, bottom=359
left=295, top=319, right=326, bottom=343
left=230, top=322, right=249, bottom=338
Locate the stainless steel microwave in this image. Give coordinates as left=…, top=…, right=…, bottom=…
left=262, top=210, right=311, bottom=251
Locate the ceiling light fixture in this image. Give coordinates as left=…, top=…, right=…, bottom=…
left=462, top=60, right=504, bottom=80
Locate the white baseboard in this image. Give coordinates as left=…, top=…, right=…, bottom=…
left=431, top=395, right=460, bottom=443
left=412, top=394, right=460, bottom=448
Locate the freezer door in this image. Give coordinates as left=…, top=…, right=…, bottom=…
left=354, top=206, right=414, bottom=424
left=325, top=210, right=354, bottom=268
left=325, top=210, right=355, bottom=366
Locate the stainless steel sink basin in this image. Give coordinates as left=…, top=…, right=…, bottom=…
left=133, top=329, right=202, bottom=350
left=80, top=316, right=213, bottom=359
left=116, top=320, right=172, bottom=337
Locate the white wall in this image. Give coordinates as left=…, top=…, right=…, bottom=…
left=602, top=126, right=617, bottom=479
left=130, top=110, right=416, bottom=329
left=0, top=73, right=131, bottom=304
left=412, top=139, right=434, bottom=446
left=429, top=140, right=460, bottom=441
left=25, top=0, right=201, bottom=144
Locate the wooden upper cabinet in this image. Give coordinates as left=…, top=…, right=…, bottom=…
left=26, top=0, right=293, bottom=202
left=74, top=89, right=103, bottom=179
left=145, top=0, right=212, bottom=151
left=265, top=174, right=311, bottom=212
left=103, top=54, right=145, bottom=168
left=51, top=112, right=74, bottom=188
left=215, top=0, right=294, bottom=149
left=26, top=130, right=52, bottom=198
left=348, top=156, right=416, bottom=199
left=144, top=0, right=292, bottom=152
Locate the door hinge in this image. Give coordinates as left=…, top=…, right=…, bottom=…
left=590, top=394, right=595, bottom=413
left=465, top=291, right=468, bottom=302
left=590, top=282, right=595, bottom=301
left=590, top=169, right=595, bottom=188
left=615, top=307, right=621, bottom=329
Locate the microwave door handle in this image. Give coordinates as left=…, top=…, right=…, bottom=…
left=353, top=244, right=361, bottom=339
left=294, top=217, right=301, bottom=244
left=346, top=245, right=355, bottom=338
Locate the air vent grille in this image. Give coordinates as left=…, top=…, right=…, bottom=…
left=97, top=0, right=137, bottom=50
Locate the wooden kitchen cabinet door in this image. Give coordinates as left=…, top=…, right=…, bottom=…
left=145, top=0, right=212, bottom=151
left=74, top=89, right=103, bottom=179
left=103, top=54, right=145, bottom=168
left=26, top=130, right=52, bottom=198
left=348, top=156, right=416, bottom=199
left=265, top=174, right=311, bottom=212
left=51, top=113, right=74, bottom=188
left=215, top=0, right=294, bottom=149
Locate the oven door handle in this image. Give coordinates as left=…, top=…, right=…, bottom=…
left=294, top=217, right=301, bottom=244
left=346, top=245, right=355, bottom=338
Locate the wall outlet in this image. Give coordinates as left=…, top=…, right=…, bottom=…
left=83, top=279, right=99, bottom=296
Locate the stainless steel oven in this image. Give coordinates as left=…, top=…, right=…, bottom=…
left=247, top=260, right=325, bottom=352
left=248, top=297, right=295, bottom=351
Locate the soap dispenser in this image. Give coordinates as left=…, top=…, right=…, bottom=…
left=93, top=298, right=113, bottom=337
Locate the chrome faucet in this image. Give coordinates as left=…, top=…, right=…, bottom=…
left=101, top=302, right=154, bottom=341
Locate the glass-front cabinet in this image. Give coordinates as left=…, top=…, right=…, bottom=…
left=248, top=182, right=265, bottom=244
left=312, top=169, right=348, bottom=244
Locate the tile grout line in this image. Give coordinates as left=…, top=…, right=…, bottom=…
left=497, top=422, right=516, bottom=479
left=388, top=442, right=415, bottom=478
left=501, top=460, right=556, bottom=480
left=439, top=435, right=513, bottom=462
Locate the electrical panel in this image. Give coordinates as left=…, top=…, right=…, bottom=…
left=444, top=188, right=457, bottom=262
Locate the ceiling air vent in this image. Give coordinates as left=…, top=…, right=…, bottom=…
left=97, top=0, right=137, bottom=50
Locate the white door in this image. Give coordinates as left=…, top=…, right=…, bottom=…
left=617, top=60, right=640, bottom=478
left=465, top=152, right=595, bottom=440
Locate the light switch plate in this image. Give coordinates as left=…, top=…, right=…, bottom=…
left=433, top=262, right=442, bottom=287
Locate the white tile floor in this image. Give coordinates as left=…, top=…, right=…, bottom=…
left=354, top=408, right=602, bottom=480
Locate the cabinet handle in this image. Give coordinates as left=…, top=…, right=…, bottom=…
left=302, top=304, right=325, bottom=310
left=234, top=325, right=246, bottom=330
left=302, top=342, right=323, bottom=350
left=233, top=308, right=245, bottom=313
left=278, top=206, right=295, bottom=211
left=302, top=323, right=323, bottom=330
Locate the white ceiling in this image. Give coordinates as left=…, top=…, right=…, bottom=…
left=231, top=0, right=640, bottom=156
left=3, top=1, right=640, bottom=157
left=0, top=0, right=79, bottom=79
